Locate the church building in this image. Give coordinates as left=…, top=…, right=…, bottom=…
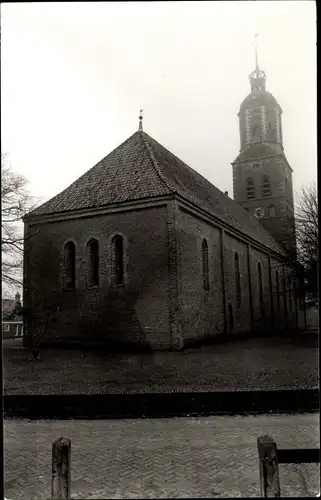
left=22, top=53, right=302, bottom=350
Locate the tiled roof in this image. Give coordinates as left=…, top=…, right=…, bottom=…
left=27, top=131, right=285, bottom=255
left=239, top=90, right=282, bottom=113
left=232, top=142, right=283, bottom=164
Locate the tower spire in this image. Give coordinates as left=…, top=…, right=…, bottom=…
left=254, top=32, right=259, bottom=73
left=249, top=33, right=266, bottom=92
left=138, top=109, right=143, bottom=131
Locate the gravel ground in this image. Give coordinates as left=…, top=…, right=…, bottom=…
left=3, top=332, right=318, bottom=395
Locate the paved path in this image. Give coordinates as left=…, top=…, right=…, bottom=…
left=3, top=333, right=318, bottom=394
left=4, top=413, right=320, bottom=499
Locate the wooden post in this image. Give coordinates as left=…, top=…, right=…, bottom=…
left=52, top=437, right=71, bottom=499
left=257, top=435, right=281, bottom=497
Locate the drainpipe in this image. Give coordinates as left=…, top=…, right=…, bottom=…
left=282, top=262, right=288, bottom=330
left=220, top=228, right=227, bottom=334
left=294, top=273, right=299, bottom=330
left=247, top=243, right=255, bottom=331
left=268, top=254, right=274, bottom=330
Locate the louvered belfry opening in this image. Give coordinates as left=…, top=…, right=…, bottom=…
left=112, top=235, right=124, bottom=286
left=246, top=177, right=255, bottom=200
left=64, top=241, right=76, bottom=289
left=262, top=175, right=271, bottom=197
left=87, top=239, right=99, bottom=287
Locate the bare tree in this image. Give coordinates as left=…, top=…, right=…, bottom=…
left=295, top=182, right=318, bottom=304
left=1, top=153, right=37, bottom=289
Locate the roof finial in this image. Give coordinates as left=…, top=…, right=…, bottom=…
left=249, top=33, right=266, bottom=92
left=254, top=32, right=259, bottom=73
left=139, top=109, right=143, bottom=131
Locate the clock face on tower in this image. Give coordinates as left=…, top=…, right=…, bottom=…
left=254, top=207, right=264, bottom=219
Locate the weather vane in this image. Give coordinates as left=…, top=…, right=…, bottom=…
left=139, top=109, right=143, bottom=131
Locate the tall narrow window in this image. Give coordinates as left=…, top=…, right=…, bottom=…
left=262, top=175, right=271, bottom=197
left=276, top=270, right=280, bottom=311
left=87, top=239, right=99, bottom=287
left=246, top=177, right=255, bottom=200
left=258, top=262, right=264, bottom=315
left=202, top=239, right=209, bottom=292
left=112, top=235, right=124, bottom=286
left=235, top=252, right=241, bottom=308
left=269, top=204, right=276, bottom=217
left=64, top=241, right=76, bottom=289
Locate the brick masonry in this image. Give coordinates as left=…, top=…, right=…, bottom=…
left=23, top=194, right=300, bottom=350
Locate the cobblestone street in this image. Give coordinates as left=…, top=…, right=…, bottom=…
left=4, top=413, right=320, bottom=499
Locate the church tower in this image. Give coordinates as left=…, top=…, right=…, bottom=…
left=232, top=38, right=297, bottom=262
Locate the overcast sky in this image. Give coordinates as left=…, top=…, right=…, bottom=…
left=1, top=1, right=317, bottom=207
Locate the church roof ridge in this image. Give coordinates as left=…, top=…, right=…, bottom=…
left=26, top=129, right=285, bottom=255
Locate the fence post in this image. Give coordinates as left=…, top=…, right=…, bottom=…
left=52, top=437, right=71, bottom=499
left=257, top=435, right=281, bottom=497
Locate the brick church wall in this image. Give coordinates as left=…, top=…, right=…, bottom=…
left=24, top=205, right=172, bottom=349
left=223, top=233, right=252, bottom=334
left=174, top=204, right=297, bottom=344
left=176, top=208, right=225, bottom=343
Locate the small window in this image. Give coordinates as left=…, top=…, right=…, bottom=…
left=87, top=239, right=99, bottom=287
left=269, top=205, right=276, bottom=217
left=262, top=175, right=271, bottom=197
left=235, top=252, right=241, bottom=308
left=64, top=241, right=76, bottom=289
left=112, top=235, right=124, bottom=286
left=4, top=324, right=10, bottom=332
left=276, top=270, right=280, bottom=311
left=258, top=262, right=264, bottom=315
left=202, top=239, right=209, bottom=292
left=246, top=177, right=255, bottom=200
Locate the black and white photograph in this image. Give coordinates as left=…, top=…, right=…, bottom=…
left=2, top=1, right=319, bottom=498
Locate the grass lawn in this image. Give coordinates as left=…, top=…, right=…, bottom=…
left=3, top=333, right=318, bottom=395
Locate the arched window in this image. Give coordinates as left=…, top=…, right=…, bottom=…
left=246, top=177, right=255, bottom=200
left=262, top=175, right=271, bottom=197
left=269, top=204, right=276, bottom=217
left=276, top=270, right=280, bottom=311
left=112, top=235, right=124, bottom=286
left=87, top=239, right=99, bottom=287
left=258, top=262, right=264, bottom=315
left=64, top=241, right=76, bottom=289
left=202, top=239, right=209, bottom=291
left=235, top=252, right=241, bottom=308
left=228, top=303, right=234, bottom=332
